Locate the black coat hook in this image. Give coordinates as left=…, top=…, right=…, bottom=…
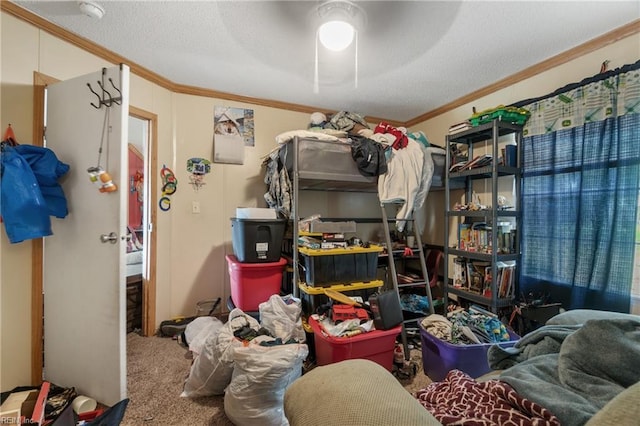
left=87, top=68, right=122, bottom=109
left=87, top=82, right=102, bottom=109
left=97, top=80, right=114, bottom=108
left=109, top=78, right=122, bottom=105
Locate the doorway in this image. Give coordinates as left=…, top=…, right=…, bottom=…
left=126, top=110, right=158, bottom=337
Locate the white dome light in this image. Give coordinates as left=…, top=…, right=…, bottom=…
left=318, top=20, right=355, bottom=51
left=312, top=1, right=365, bottom=92
left=78, top=1, right=105, bottom=19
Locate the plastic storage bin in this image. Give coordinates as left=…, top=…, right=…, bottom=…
left=419, top=320, right=520, bottom=381
left=469, top=105, right=530, bottom=126
left=309, top=316, right=401, bottom=371
left=226, top=254, right=286, bottom=311
left=298, top=245, right=383, bottom=287
left=230, top=218, right=286, bottom=263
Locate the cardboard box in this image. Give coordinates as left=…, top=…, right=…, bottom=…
left=0, top=382, right=49, bottom=425
left=309, top=220, right=356, bottom=233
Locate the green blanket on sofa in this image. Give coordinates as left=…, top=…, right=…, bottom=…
left=488, top=316, right=640, bottom=426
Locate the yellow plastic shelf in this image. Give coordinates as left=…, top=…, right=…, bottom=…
left=298, top=280, right=384, bottom=295
left=298, top=244, right=383, bottom=256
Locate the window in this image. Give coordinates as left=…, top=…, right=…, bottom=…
left=520, top=114, right=639, bottom=312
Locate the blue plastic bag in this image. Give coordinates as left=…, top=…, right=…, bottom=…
left=1, top=146, right=53, bottom=243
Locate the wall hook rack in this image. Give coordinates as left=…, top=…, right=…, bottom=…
left=87, top=68, right=122, bottom=109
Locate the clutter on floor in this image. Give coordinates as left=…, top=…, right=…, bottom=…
left=0, top=382, right=128, bottom=426
left=158, top=297, right=222, bottom=339
left=181, top=294, right=308, bottom=425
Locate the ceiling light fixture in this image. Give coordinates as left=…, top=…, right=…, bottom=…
left=78, top=1, right=105, bottom=19
left=316, top=0, right=364, bottom=52
left=319, top=20, right=354, bottom=52
left=313, top=0, right=366, bottom=93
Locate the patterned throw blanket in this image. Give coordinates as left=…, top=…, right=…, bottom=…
left=415, top=370, right=560, bottom=425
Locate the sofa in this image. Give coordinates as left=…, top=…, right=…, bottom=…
left=284, top=310, right=640, bottom=425
left=284, top=359, right=441, bottom=426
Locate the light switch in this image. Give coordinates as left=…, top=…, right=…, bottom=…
left=192, top=201, right=201, bottom=214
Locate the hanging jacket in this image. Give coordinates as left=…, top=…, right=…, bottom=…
left=1, top=144, right=69, bottom=243
left=15, top=144, right=70, bottom=218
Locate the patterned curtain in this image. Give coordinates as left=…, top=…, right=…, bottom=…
left=513, top=61, right=640, bottom=312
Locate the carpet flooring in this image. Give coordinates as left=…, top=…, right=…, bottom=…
left=122, top=331, right=432, bottom=425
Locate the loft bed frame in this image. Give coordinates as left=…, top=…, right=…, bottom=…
left=280, top=136, right=452, bottom=298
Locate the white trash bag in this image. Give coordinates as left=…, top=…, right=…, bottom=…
left=259, top=294, right=306, bottom=343
left=224, top=337, right=309, bottom=426
left=181, top=308, right=260, bottom=397
left=184, top=316, right=224, bottom=357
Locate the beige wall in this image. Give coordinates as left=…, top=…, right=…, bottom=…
left=169, top=94, right=309, bottom=315
left=1, top=8, right=638, bottom=391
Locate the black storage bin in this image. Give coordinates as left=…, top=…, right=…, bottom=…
left=298, top=246, right=383, bottom=286
left=231, top=218, right=286, bottom=263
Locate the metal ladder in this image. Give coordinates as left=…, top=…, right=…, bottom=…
left=380, top=203, right=435, bottom=360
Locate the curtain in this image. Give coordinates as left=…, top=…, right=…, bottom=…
left=514, top=61, right=640, bottom=312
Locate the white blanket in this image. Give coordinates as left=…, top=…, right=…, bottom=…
left=378, top=140, right=440, bottom=231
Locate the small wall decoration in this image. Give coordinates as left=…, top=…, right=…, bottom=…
left=159, top=164, right=177, bottom=211
left=213, top=106, right=255, bottom=164
left=187, top=157, right=211, bottom=191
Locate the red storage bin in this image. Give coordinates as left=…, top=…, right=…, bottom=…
left=308, top=316, right=401, bottom=371
left=226, top=254, right=286, bottom=311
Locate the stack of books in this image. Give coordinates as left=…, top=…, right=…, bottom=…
left=448, top=121, right=472, bottom=135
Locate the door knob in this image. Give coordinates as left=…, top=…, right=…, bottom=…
left=100, top=232, right=118, bottom=244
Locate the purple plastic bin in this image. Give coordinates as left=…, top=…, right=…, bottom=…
left=419, top=320, right=519, bottom=381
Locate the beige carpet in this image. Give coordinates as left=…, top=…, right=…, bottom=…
left=123, top=332, right=432, bottom=425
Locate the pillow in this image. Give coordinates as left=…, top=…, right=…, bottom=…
left=546, top=309, right=640, bottom=326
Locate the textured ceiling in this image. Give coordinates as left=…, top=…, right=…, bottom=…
left=12, top=1, right=640, bottom=123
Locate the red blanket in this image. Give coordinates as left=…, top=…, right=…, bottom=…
left=415, top=370, right=560, bottom=425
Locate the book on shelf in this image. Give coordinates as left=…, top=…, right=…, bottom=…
left=449, top=161, right=468, bottom=172
left=458, top=223, right=471, bottom=251
left=466, top=261, right=489, bottom=294
left=457, top=222, right=492, bottom=253
left=495, top=261, right=516, bottom=298
left=462, top=154, right=493, bottom=170
left=453, top=257, right=467, bottom=288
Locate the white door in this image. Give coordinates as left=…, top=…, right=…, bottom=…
left=43, top=65, right=129, bottom=406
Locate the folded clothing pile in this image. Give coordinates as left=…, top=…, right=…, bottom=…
left=421, top=306, right=511, bottom=345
